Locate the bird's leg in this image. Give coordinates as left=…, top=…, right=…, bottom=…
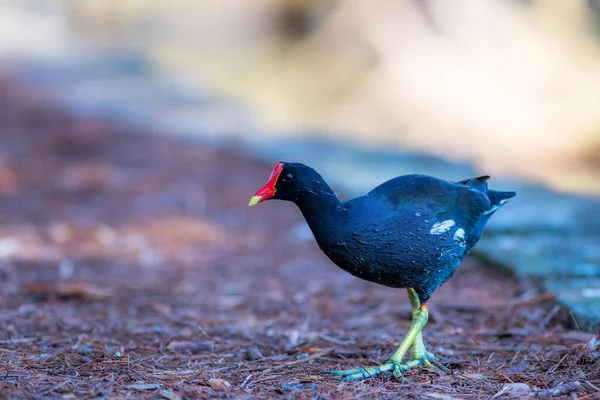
left=324, top=303, right=429, bottom=381
left=406, top=288, right=438, bottom=364
left=386, top=303, right=429, bottom=377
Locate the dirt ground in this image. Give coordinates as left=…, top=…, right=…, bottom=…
left=0, top=79, right=598, bottom=399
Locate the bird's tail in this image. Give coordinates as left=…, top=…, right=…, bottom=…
left=458, top=175, right=490, bottom=192
left=484, top=189, right=516, bottom=216
left=458, top=176, right=515, bottom=216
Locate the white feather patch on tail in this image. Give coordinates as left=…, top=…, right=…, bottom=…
left=484, top=198, right=510, bottom=216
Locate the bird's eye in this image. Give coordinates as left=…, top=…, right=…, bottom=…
left=281, top=173, right=294, bottom=182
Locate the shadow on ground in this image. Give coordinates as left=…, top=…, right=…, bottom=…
left=0, top=79, right=598, bottom=398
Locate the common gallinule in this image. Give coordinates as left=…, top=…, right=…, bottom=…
left=249, top=162, right=515, bottom=381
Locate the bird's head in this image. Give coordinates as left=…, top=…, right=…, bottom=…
left=248, top=162, right=320, bottom=206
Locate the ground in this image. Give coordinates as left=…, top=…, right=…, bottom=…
left=0, top=79, right=597, bottom=399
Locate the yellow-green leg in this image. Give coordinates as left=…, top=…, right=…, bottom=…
left=324, top=288, right=437, bottom=382
left=406, top=288, right=438, bottom=366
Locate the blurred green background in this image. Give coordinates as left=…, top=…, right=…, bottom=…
left=1, top=0, right=600, bottom=193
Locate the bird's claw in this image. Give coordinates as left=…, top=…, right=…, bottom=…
left=420, top=350, right=449, bottom=365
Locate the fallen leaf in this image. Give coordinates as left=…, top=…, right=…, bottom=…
left=208, top=378, right=231, bottom=390
left=502, top=363, right=529, bottom=374
left=126, top=383, right=160, bottom=391
left=513, top=292, right=555, bottom=306
left=493, top=383, right=531, bottom=398
left=48, top=224, right=73, bottom=243
left=458, top=373, right=485, bottom=380
left=166, top=340, right=212, bottom=354
left=560, top=331, right=594, bottom=343
left=0, top=238, right=21, bottom=258
left=585, top=334, right=600, bottom=362
left=59, top=163, right=115, bottom=193
left=535, top=381, right=580, bottom=397
left=0, top=169, right=18, bottom=193
left=245, top=346, right=263, bottom=361
left=24, top=282, right=111, bottom=301
left=299, top=344, right=323, bottom=354
left=152, top=302, right=173, bottom=315
left=159, top=390, right=182, bottom=400
left=334, top=348, right=366, bottom=357
left=424, top=393, right=463, bottom=400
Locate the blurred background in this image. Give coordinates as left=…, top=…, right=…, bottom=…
left=1, top=0, right=600, bottom=193
left=0, top=3, right=598, bottom=396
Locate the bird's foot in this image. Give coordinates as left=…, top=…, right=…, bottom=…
left=323, top=360, right=412, bottom=382
left=323, top=351, right=443, bottom=382
left=405, top=355, right=434, bottom=369
left=411, top=350, right=439, bottom=365
left=323, top=362, right=397, bottom=382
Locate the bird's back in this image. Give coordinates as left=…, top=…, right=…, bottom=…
left=318, top=174, right=514, bottom=301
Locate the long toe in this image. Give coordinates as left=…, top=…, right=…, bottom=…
left=322, top=363, right=394, bottom=382
left=425, top=351, right=449, bottom=363
left=323, top=352, right=440, bottom=382
left=391, top=359, right=424, bottom=374
left=404, top=352, right=446, bottom=370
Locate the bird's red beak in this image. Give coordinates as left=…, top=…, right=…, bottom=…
left=249, top=162, right=284, bottom=206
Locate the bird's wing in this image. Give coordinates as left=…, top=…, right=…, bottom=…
left=366, top=174, right=491, bottom=234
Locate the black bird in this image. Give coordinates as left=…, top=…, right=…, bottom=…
left=249, top=162, right=515, bottom=381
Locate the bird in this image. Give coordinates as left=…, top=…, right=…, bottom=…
left=248, top=162, right=515, bottom=381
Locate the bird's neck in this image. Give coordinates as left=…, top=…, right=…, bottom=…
left=294, top=180, right=346, bottom=242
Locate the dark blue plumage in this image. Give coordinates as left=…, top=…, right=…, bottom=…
left=261, top=162, right=515, bottom=303
left=249, top=161, right=517, bottom=381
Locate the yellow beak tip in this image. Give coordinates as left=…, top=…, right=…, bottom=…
left=248, top=196, right=263, bottom=207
